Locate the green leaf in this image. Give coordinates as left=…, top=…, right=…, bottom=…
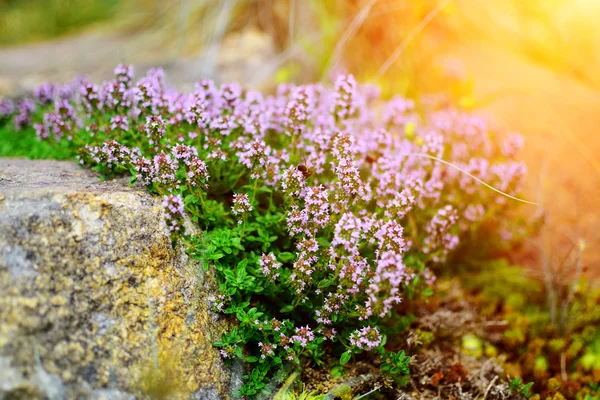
left=236, top=310, right=246, bottom=321
left=280, top=305, right=294, bottom=313
left=278, top=252, right=295, bottom=263
left=380, top=334, right=387, bottom=348
left=234, top=346, right=243, bottom=358
left=245, top=356, right=258, bottom=363
left=184, top=194, right=198, bottom=204
left=340, top=351, right=351, bottom=365
left=318, top=279, right=333, bottom=289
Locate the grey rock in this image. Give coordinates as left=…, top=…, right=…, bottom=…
left=0, top=159, right=238, bottom=399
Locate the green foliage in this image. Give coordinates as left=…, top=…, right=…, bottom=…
left=0, top=122, right=72, bottom=159
left=508, top=378, right=536, bottom=398
left=380, top=350, right=411, bottom=383
left=580, top=332, right=600, bottom=371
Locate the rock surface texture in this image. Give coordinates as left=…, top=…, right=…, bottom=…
left=0, top=159, right=237, bottom=399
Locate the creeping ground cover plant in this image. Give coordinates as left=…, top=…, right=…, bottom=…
left=0, top=65, right=527, bottom=397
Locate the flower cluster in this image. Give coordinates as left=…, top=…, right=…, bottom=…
left=349, top=326, right=382, bottom=351
left=5, top=64, right=528, bottom=395
left=259, top=253, right=281, bottom=282
left=231, top=193, right=253, bottom=223
left=14, top=99, right=35, bottom=131
left=292, top=325, right=315, bottom=348
left=0, top=98, right=14, bottom=119
left=162, top=194, right=185, bottom=232
left=78, top=140, right=140, bottom=169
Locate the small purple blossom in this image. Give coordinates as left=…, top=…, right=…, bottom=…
left=231, top=193, right=253, bottom=223
left=151, top=152, right=177, bottom=187
left=110, top=115, right=129, bottom=132
left=14, top=99, right=35, bottom=131
left=187, top=157, right=209, bottom=188
left=145, top=115, right=166, bottom=149
left=0, top=98, right=15, bottom=118
left=281, top=166, right=306, bottom=197
left=237, top=139, right=271, bottom=179
left=349, top=326, right=382, bottom=351
left=162, top=194, right=185, bottom=232
left=34, top=83, right=56, bottom=106
left=114, top=64, right=134, bottom=87
left=260, top=253, right=281, bottom=282
left=292, top=325, right=315, bottom=348
left=364, top=251, right=410, bottom=318
left=332, top=74, right=358, bottom=122
left=258, top=342, right=277, bottom=359
left=423, top=205, right=459, bottom=262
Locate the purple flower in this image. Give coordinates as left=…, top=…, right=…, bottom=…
left=231, top=193, right=253, bottom=223
left=349, top=326, right=382, bottom=351
left=145, top=115, right=166, bottom=149
left=281, top=166, right=306, bottom=198
left=110, top=115, right=129, bottom=132
left=502, top=133, right=524, bottom=158
left=383, top=95, right=415, bottom=129
left=162, top=194, right=185, bottom=232
left=219, top=83, right=242, bottom=113
left=14, top=99, right=35, bottom=131
left=172, top=144, right=198, bottom=164
left=80, top=81, right=101, bottom=114
left=258, top=342, right=276, bottom=359
left=77, top=140, right=139, bottom=169
left=302, top=185, right=330, bottom=234
left=114, top=64, right=134, bottom=87
left=237, top=139, right=271, bottom=179
left=34, top=83, right=56, bottom=106
left=332, top=74, right=358, bottom=122
left=423, top=205, right=459, bottom=262
left=0, top=98, right=15, bottom=118
left=151, top=152, right=177, bottom=187
left=292, top=325, right=315, bottom=348
left=285, top=86, right=313, bottom=134
left=376, top=220, right=406, bottom=255
left=364, top=251, right=410, bottom=318
left=259, top=253, right=281, bottom=282
left=186, top=157, right=210, bottom=188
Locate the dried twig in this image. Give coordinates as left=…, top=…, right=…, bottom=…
left=482, top=375, right=498, bottom=400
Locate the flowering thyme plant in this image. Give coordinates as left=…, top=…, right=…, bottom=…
left=1, top=66, right=526, bottom=397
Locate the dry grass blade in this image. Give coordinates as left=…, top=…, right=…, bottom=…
left=322, top=0, right=378, bottom=80
left=201, top=0, right=239, bottom=79
left=401, top=152, right=538, bottom=205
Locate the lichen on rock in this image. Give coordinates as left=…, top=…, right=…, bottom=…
left=0, top=159, right=237, bottom=399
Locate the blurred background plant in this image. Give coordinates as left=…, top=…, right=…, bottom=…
left=0, top=0, right=121, bottom=46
